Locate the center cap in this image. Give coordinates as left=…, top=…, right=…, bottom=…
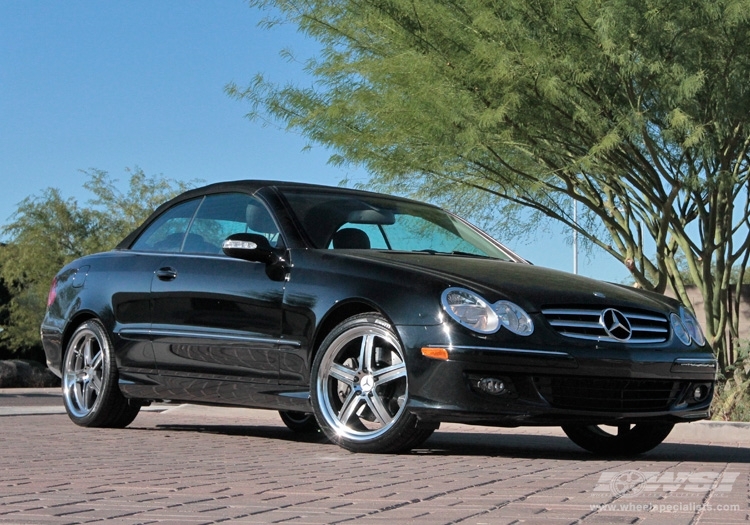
left=360, top=374, right=375, bottom=393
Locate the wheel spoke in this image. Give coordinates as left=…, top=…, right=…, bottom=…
left=83, top=337, right=94, bottom=366
left=83, top=381, right=96, bottom=409
left=358, top=334, right=376, bottom=373
left=73, top=381, right=85, bottom=410
left=373, top=362, right=406, bottom=385
left=617, top=424, right=631, bottom=437
left=73, top=349, right=84, bottom=371
left=90, top=372, right=102, bottom=393
left=329, top=362, right=357, bottom=386
left=90, top=350, right=103, bottom=372
left=366, top=392, right=393, bottom=425
left=338, top=390, right=363, bottom=424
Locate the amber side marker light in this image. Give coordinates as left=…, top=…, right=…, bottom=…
left=421, top=347, right=449, bottom=360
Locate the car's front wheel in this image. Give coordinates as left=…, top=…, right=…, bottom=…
left=62, top=319, right=140, bottom=428
left=311, top=313, right=434, bottom=453
left=561, top=422, right=674, bottom=455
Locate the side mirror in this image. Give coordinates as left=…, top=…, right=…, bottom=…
left=222, top=233, right=278, bottom=264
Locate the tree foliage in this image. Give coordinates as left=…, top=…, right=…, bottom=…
left=0, top=168, right=195, bottom=353
left=712, top=341, right=750, bottom=421
left=231, top=0, right=750, bottom=369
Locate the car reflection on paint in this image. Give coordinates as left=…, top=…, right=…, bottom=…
left=41, top=180, right=716, bottom=454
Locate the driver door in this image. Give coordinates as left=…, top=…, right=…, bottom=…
left=131, top=192, right=286, bottom=391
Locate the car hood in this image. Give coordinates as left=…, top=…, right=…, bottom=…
left=341, top=251, right=679, bottom=314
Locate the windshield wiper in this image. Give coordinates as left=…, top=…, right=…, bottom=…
left=414, top=249, right=493, bottom=259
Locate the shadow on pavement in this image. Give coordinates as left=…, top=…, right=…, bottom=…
left=644, top=442, right=750, bottom=463
left=149, top=423, right=333, bottom=444
left=421, top=431, right=750, bottom=462
left=142, top=422, right=750, bottom=462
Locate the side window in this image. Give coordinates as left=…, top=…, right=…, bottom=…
left=184, top=193, right=280, bottom=253
left=129, top=193, right=280, bottom=254
left=130, top=199, right=201, bottom=252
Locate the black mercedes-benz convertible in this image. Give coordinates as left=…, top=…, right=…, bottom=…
left=41, top=180, right=716, bottom=454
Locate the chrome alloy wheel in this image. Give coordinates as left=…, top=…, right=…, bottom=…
left=316, top=323, right=408, bottom=443
left=61, top=320, right=141, bottom=428
left=63, top=324, right=106, bottom=419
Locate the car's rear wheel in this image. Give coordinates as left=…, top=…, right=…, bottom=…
left=278, top=411, right=319, bottom=433
left=561, top=422, right=674, bottom=455
left=62, top=319, right=140, bottom=428
left=311, top=313, right=434, bottom=453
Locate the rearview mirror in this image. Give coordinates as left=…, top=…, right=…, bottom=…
left=346, top=209, right=395, bottom=225
left=222, top=233, right=277, bottom=264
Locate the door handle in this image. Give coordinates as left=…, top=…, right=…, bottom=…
left=156, top=267, right=178, bottom=281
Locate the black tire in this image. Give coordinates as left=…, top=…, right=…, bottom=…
left=61, top=319, right=141, bottom=428
left=562, top=422, right=674, bottom=455
left=311, top=313, right=434, bottom=453
left=279, top=411, right=319, bottom=433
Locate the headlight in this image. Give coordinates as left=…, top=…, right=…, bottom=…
left=671, top=308, right=706, bottom=347
left=671, top=313, right=691, bottom=346
left=680, top=307, right=706, bottom=346
left=441, top=288, right=499, bottom=334
left=494, top=301, right=534, bottom=336
left=441, top=287, right=534, bottom=336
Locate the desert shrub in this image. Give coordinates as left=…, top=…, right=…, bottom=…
left=711, top=343, right=750, bottom=421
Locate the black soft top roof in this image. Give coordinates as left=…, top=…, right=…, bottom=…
left=116, top=179, right=432, bottom=250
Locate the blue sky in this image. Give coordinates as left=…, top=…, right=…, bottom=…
left=0, top=0, right=630, bottom=283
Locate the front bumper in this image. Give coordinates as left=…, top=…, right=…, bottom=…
left=398, top=325, right=716, bottom=427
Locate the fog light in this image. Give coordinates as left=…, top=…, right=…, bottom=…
left=692, top=384, right=709, bottom=402
left=478, top=377, right=506, bottom=395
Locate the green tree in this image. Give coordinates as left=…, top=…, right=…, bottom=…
left=0, top=168, right=195, bottom=353
left=0, top=253, right=11, bottom=357
left=231, top=0, right=750, bottom=370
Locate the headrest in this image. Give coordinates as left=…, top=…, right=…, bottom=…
left=331, top=228, right=371, bottom=249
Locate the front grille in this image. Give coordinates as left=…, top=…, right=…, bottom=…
left=541, top=307, right=669, bottom=343
left=534, top=376, right=684, bottom=412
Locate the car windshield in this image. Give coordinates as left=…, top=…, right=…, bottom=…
left=279, top=189, right=515, bottom=261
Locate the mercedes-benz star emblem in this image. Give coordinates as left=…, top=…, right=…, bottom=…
left=360, top=375, right=375, bottom=393
left=600, top=308, right=632, bottom=341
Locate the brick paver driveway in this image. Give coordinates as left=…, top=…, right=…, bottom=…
left=1, top=389, right=748, bottom=524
